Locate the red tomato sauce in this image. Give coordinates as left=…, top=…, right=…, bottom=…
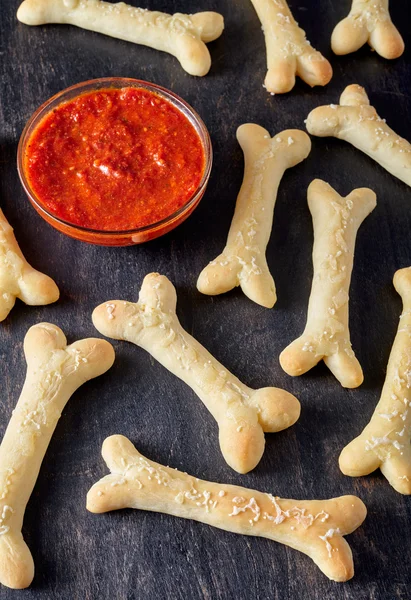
left=24, top=87, right=206, bottom=231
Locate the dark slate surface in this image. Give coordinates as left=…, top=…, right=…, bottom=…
left=1, top=1, right=410, bottom=598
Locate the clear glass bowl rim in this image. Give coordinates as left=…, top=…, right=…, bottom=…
left=17, top=77, right=212, bottom=237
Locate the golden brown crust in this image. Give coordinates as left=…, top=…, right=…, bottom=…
left=306, top=84, right=411, bottom=188
left=249, top=0, right=332, bottom=93
left=17, top=0, right=224, bottom=76
left=0, top=208, right=59, bottom=322
left=92, top=273, right=300, bottom=473
left=280, top=179, right=376, bottom=388
left=197, top=125, right=311, bottom=308
left=340, top=267, right=411, bottom=494
left=87, top=435, right=367, bottom=582
left=331, top=0, right=404, bottom=59
left=0, top=323, right=114, bottom=589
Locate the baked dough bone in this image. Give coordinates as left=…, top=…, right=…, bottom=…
left=197, top=125, right=311, bottom=308
left=87, top=435, right=367, bottom=582
left=280, top=179, right=376, bottom=388
left=306, top=84, right=411, bottom=188
left=331, top=0, right=404, bottom=59
left=16, top=0, right=224, bottom=76
left=339, top=267, right=411, bottom=494
left=0, top=323, right=114, bottom=589
left=0, top=208, right=59, bottom=322
left=249, top=0, right=332, bottom=94
left=92, top=273, right=300, bottom=474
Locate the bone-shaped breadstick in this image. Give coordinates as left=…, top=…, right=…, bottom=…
left=0, top=208, right=59, bottom=322
left=197, top=124, right=311, bottom=308
left=306, top=84, right=411, bottom=188
left=340, top=267, right=411, bottom=494
left=87, top=435, right=367, bottom=582
left=249, top=0, right=332, bottom=94
left=92, top=273, right=300, bottom=474
left=331, top=0, right=404, bottom=59
left=17, top=0, right=224, bottom=77
left=280, top=180, right=376, bottom=388
left=0, top=323, right=114, bottom=589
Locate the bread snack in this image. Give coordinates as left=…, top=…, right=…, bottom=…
left=0, top=323, right=115, bottom=589
left=87, top=434, right=367, bottom=582
left=280, top=180, right=376, bottom=388
left=17, top=0, right=224, bottom=76
left=340, top=267, right=411, bottom=494
left=331, top=0, right=404, bottom=59
left=92, top=273, right=300, bottom=474
left=306, top=84, right=411, bottom=188
left=0, top=208, right=59, bottom=322
left=197, top=125, right=311, bottom=308
left=249, top=0, right=332, bottom=94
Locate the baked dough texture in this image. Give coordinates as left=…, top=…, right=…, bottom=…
left=0, top=323, right=114, bottom=589
left=280, top=180, right=376, bottom=388
left=306, top=84, right=411, bottom=188
left=340, top=267, right=411, bottom=494
left=92, top=273, right=300, bottom=474
left=0, top=208, right=59, bottom=322
left=197, top=124, right=311, bottom=308
left=17, top=0, right=224, bottom=76
left=249, top=0, right=332, bottom=93
left=87, top=435, right=367, bottom=582
left=331, top=0, right=404, bottom=59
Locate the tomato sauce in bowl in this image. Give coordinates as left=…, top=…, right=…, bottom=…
left=18, top=79, right=211, bottom=245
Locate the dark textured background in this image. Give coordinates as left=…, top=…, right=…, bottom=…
left=1, top=1, right=411, bottom=598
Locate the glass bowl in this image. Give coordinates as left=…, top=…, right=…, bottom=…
left=17, top=77, right=212, bottom=246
